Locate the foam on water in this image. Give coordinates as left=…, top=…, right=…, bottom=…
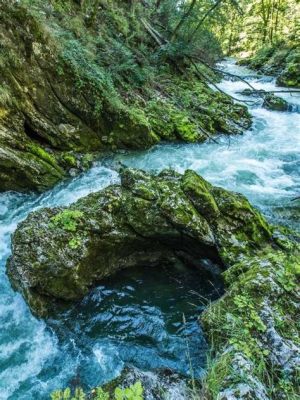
left=0, top=166, right=119, bottom=399
left=0, top=59, right=299, bottom=399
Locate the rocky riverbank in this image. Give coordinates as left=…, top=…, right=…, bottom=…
left=0, top=1, right=251, bottom=193
left=238, top=45, right=300, bottom=88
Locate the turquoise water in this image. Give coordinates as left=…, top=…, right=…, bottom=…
left=0, top=60, right=299, bottom=399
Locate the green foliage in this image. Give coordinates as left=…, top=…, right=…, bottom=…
left=68, top=237, right=81, bottom=249
left=275, top=265, right=297, bottom=292
left=233, top=295, right=266, bottom=333
left=51, top=387, right=85, bottom=400
left=202, top=250, right=300, bottom=398
left=114, top=382, right=143, bottom=400
left=51, top=210, right=83, bottom=232
left=217, top=0, right=300, bottom=55
left=58, top=38, right=122, bottom=115
left=93, top=387, right=109, bottom=400
left=50, top=382, right=144, bottom=400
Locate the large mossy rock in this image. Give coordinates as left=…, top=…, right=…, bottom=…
left=7, top=168, right=300, bottom=399
left=263, top=94, right=289, bottom=112
left=7, top=168, right=271, bottom=315
left=0, top=1, right=251, bottom=192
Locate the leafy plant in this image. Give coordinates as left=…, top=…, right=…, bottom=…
left=114, top=381, right=143, bottom=400
left=50, top=382, right=144, bottom=400
left=276, top=268, right=297, bottom=292
left=93, top=387, right=109, bottom=400
left=51, top=210, right=83, bottom=232
left=68, top=237, right=81, bottom=249
left=50, top=387, right=85, bottom=400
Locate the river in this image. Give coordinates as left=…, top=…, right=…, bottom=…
left=0, top=59, right=299, bottom=399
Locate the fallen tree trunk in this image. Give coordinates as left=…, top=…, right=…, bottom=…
left=239, top=89, right=300, bottom=95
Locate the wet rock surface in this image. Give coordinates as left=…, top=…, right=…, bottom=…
left=102, top=366, right=192, bottom=400
left=263, top=94, right=289, bottom=111
left=7, top=168, right=271, bottom=315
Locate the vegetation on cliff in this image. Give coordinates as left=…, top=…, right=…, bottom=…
left=0, top=0, right=252, bottom=192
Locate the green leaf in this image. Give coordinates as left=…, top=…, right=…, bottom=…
left=63, top=388, right=71, bottom=400
left=114, top=387, right=124, bottom=400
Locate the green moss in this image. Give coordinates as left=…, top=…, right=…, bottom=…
left=109, top=108, right=160, bottom=150
left=181, top=169, right=219, bottom=219
left=51, top=210, right=84, bottom=232
left=172, top=113, right=202, bottom=142
left=145, top=100, right=177, bottom=141
left=62, top=152, right=77, bottom=168
left=263, top=94, right=289, bottom=111
left=0, top=107, right=8, bottom=119
left=27, top=143, right=63, bottom=173
left=144, top=76, right=251, bottom=143
left=68, top=237, right=81, bottom=249
left=81, top=153, right=94, bottom=170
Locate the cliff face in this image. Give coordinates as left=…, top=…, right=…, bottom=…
left=0, top=0, right=251, bottom=192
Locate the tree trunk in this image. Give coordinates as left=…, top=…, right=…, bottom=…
left=171, top=0, right=197, bottom=41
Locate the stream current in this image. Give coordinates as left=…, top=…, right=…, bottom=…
left=0, top=59, right=299, bottom=399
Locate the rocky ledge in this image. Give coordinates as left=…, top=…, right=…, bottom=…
left=7, top=168, right=300, bottom=399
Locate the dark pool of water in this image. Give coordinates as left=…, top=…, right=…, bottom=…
left=45, top=263, right=223, bottom=392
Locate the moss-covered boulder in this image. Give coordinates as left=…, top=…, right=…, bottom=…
left=0, top=0, right=251, bottom=192
left=7, top=168, right=271, bottom=315
left=7, top=168, right=299, bottom=399
left=263, top=94, right=289, bottom=112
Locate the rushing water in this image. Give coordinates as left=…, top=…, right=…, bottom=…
left=0, top=59, right=299, bottom=399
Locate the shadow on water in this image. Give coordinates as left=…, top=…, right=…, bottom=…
left=45, top=262, right=223, bottom=391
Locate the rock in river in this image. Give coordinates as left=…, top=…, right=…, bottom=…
left=7, top=168, right=300, bottom=400
left=7, top=168, right=271, bottom=314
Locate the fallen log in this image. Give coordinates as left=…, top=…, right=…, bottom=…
left=239, top=89, right=300, bottom=96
